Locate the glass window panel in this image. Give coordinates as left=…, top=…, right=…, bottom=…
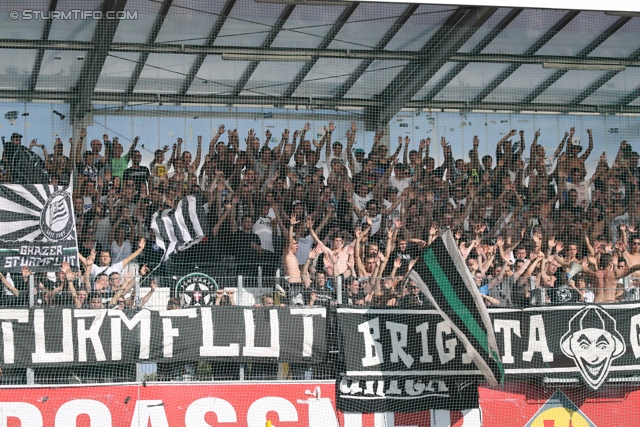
left=133, top=53, right=197, bottom=93
left=214, top=0, right=287, bottom=47
left=411, top=62, right=459, bottom=100
left=483, top=65, right=557, bottom=103
left=292, top=58, right=362, bottom=98
left=535, top=12, right=620, bottom=56
left=385, top=5, right=455, bottom=51
left=433, top=63, right=511, bottom=102
left=35, top=50, right=87, bottom=91
left=112, top=0, right=163, bottom=43
left=581, top=68, right=640, bottom=105
left=95, top=52, right=141, bottom=92
left=328, top=3, right=409, bottom=50
left=589, top=18, right=640, bottom=58
left=271, top=5, right=347, bottom=49
left=155, top=0, right=227, bottom=45
left=0, top=3, right=46, bottom=39
left=458, top=8, right=513, bottom=53
left=47, top=0, right=102, bottom=41
left=481, top=9, right=570, bottom=55
left=187, top=55, right=251, bottom=95
left=532, top=70, right=608, bottom=104
left=344, top=60, right=407, bottom=99
left=385, top=5, right=456, bottom=52
left=241, top=62, right=306, bottom=97
left=628, top=95, right=640, bottom=106
left=0, top=49, right=37, bottom=90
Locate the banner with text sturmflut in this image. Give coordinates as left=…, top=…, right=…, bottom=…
left=337, top=305, right=640, bottom=411
left=0, top=306, right=326, bottom=367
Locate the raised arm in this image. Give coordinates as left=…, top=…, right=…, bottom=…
left=121, top=238, right=146, bottom=268
left=192, top=135, right=203, bottom=170
left=325, top=122, right=335, bottom=160
left=580, top=128, right=594, bottom=161
left=208, top=125, right=226, bottom=158
left=402, top=136, right=409, bottom=165
left=139, top=279, right=157, bottom=307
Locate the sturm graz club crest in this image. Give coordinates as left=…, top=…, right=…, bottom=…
left=560, top=306, right=625, bottom=390
left=176, top=273, right=218, bottom=307
left=40, top=189, right=74, bottom=241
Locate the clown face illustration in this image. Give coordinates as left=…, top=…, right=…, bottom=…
left=560, top=307, right=625, bottom=390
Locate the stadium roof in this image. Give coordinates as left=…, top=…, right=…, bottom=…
left=1, top=1, right=640, bottom=128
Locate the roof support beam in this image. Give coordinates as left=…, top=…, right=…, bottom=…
left=230, top=5, right=296, bottom=97
left=422, top=8, right=523, bottom=102
left=282, top=3, right=359, bottom=98
left=5, top=39, right=640, bottom=66
left=571, top=46, right=640, bottom=105
left=471, top=10, right=580, bottom=104
left=333, top=3, right=419, bottom=100
left=520, top=16, right=631, bottom=104
left=125, top=0, right=173, bottom=95
left=179, top=0, right=237, bottom=95
left=617, top=84, right=640, bottom=106
left=71, top=0, right=127, bottom=124
left=364, top=6, right=497, bottom=130
left=5, top=88, right=640, bottom=113
left=27, top=0, right=58, bottom=92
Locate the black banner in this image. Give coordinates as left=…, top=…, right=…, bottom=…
left=337, top=308, right=481, bottom=412
left=337, top=304, right=640, bottom=411
left=0, top=306, right=326, bottom=367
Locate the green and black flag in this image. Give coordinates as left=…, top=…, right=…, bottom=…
left=408, top=230, right=503, bottom=386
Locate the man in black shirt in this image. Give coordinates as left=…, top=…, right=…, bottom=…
left=234, top=216, right=263, bottom=278
left=123, top=150, right=150, bottom=194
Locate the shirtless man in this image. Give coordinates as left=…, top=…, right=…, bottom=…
left=560, top=127, right=593, bottom=180
left=284, top=214, right=302, bottom=284
left=306, top=216, right=353, bottom=277
left=619, top=225, right=640, bottom=281
left=581, top=253, right=640, bottom=303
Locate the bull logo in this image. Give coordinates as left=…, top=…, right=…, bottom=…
left=560, top=306, right=625, bottom=390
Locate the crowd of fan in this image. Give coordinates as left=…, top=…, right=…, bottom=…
left=2, top=121, right=640, bottom=309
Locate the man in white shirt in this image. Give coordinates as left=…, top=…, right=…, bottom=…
left=350, top=148, right=365, bottom=175
left=327, top=141, right=349, bottom=173
left=253, top=204, right=275, bottom=253
left=79, top=238, right=146, bottom=280
left=388, top=162, right=411, bottom=193
left=565, top=167, right=591, bottom=207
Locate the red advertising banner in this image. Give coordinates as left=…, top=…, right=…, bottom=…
left=1, top=381, right=639, bottom=426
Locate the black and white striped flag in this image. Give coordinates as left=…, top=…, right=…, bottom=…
left=150, top=194, right=208, bottom=260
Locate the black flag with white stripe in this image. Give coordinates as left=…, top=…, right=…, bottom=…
left=150, top=194, right=208, bottom=260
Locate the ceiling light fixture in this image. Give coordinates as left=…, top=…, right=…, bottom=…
left=542, top=62, right=626, bottom=71
left=222, top=53, right=313, bottom=62
left=254, top=0, right=351, bottom=5
left=604, top=11, right=640, bottom=17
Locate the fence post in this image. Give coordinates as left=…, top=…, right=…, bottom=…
left=258, top=266, right=263, bottom=289
left=27, top=273, right=35, bottom=385
left=135, top=264, right=141, bottom=307
left=337, top=276, right=342, bottom=305
left=237, top=275, right=244, bottom=306
left=29, top=273, right=34, bottom=308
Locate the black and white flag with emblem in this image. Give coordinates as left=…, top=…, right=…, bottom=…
left=0, top=182, right=78, bottom=272
left=150, top=194, right=208, bottom=260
